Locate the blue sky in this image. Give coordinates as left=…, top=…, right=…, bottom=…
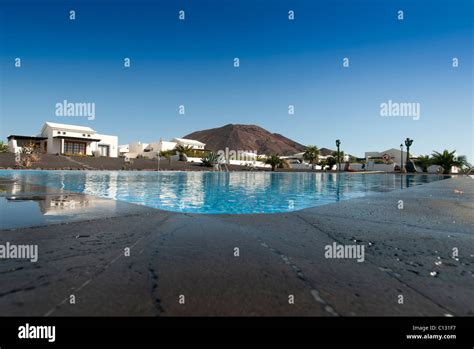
left=1, top=0, right=472, bottom=160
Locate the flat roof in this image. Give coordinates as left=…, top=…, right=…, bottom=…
left=53, top=135, right=101, bottom=142
left=43, top=122, right=96, bottom=133
left=172, top=138, right=206, bottom=146
left=7, top=135, right=48, bottom=140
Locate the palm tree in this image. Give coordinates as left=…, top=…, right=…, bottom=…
left=265, top=154, right=282, bottom=171
left=159, top=150, right=174, bottom=167
left=326, top=156, right=337, bottom=170
left=175, top=145, right=193, bottom=161
left=318, top=159, right=328, bottom=171
left=415, top=155, right=431, bottom=173
left=457, top=155, right=471, bottom=169
left=303, top=145, right=320, bottom=169
left=431, top=150, right=467, bottom=174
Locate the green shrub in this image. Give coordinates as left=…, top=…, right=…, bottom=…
left=201, top=152, right=219, bottom=167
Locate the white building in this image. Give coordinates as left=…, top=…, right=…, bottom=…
left=140, top=139, right=178, bottom=159
left=120, top=138, right=206, bottom=160
left=365, top=148, right=416, bottom=171
left=7, top=122, right=118, bottom=157
left=146, top=139, right=178, bottom=153
left=362, top=148, right=438, bottom=172
left=128, top=141, right=149, bottom=154
left=365, top=148, right=412, bottom=167
left=118, top=144, right=129, bottom=157
left=171, top=138, right=205, bottom=150
left=119, top=141, right=149, bottom=160
left=282, top=150, right=349, bottom=170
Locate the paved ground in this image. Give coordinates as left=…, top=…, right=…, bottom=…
left=0, top=176, right=472, bottom=316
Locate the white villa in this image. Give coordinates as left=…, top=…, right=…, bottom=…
left=121, top=138, right=206, bottom=160
left=119, top=138, right=272, bottom=168
left=171, top=138, right=205, bottom=150
left=365, top=148, right=411, bottom=168
left=362, top=148, right=411, bottom=171
left=282, top=152, right=349, bottom=170
left=7, top=122, right=118, bottom=157
left=128, top=141, right=149, bottom=156
left=118, top=144, right=130, bottom=156
left=363, top=148, right=458, bottom=173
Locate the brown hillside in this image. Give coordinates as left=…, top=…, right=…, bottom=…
left=183, top=124, right=307, bottom=156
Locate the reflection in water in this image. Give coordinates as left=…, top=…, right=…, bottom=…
left=0, top=179, right=124, bottom=229
left=3, top=181, right=118, bottom=216
left=0, top=170, right=449, bottom=214
left=7, top=182, right=84, bottom=215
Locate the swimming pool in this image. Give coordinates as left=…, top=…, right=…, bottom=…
left=0, top=170, right=449, bottom=214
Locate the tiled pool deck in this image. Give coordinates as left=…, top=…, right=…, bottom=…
left=0, top=175, right=472, bottom=316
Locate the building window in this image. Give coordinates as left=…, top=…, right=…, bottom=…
left=98, top=145, right=109, bottom=157
left=64, top=141, right=86, bottom=155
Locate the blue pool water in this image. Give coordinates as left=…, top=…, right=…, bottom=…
left=0, top=170, right=448, bottom=214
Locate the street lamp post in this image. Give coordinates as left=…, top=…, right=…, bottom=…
left=404, top=138, right=413, bottom=172
left=156, top=146, right=160, bottom=171
left=400, top=144, right=403, bottom=172
left=336, top=139, right=341, bottom=171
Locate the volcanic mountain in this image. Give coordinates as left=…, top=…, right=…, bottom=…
left=183, top=124, right=308, bottom=156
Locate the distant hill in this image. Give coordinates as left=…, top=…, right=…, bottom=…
left=319, top=148, right=335, bottom=156
left=183, top=124, right=308, bottom=156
